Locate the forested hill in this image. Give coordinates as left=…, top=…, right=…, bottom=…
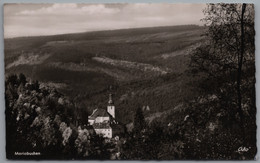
left=4, top=25, right=205, bottom=124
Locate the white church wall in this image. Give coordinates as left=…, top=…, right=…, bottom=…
left=107, top=105, right=115, bottom=118
left=95, top=116, right=109, bottom=123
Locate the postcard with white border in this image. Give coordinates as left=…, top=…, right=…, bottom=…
left=4, top=3, right=256, bottom=160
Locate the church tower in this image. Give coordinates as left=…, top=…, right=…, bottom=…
left=107, top=93, right=115, bottom=118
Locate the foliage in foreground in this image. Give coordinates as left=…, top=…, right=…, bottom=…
left=119, top=3, right=256, bottom=160
left=5, top=73, right=113, bottom=159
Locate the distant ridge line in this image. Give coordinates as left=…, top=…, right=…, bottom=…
left=5, top=24, right=203, bottom=40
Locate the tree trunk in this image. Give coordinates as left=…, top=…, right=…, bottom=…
left=237, top=3, right=246, bottom=130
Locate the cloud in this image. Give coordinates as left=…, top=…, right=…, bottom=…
left=17, top=3, right=120, bottom=16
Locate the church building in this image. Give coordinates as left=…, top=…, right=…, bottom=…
left=88, top=94, right=125, bottom=138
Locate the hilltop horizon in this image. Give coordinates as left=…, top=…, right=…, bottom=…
left=4, top=24, right=203, bottom=39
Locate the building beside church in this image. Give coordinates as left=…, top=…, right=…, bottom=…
left=88, top=94, right=125, bottom=138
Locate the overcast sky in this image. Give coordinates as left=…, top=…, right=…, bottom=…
left=4, top=3, right=206, bottom=38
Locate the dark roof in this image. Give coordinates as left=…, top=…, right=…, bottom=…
left=88, top=108, right=112, bottom=120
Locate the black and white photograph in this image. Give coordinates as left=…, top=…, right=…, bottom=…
left=3, top=3, right=256, bottom=160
